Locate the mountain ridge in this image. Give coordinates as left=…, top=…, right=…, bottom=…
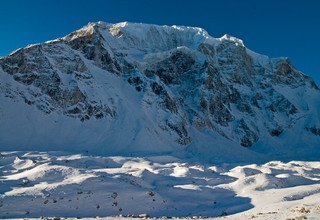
left=0, top=21, right=319, bottom=163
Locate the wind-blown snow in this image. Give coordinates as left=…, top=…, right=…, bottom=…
left=1, top=152, right=320, bottom=219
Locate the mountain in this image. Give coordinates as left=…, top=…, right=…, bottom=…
left=0, top=21, right=319, bottom=162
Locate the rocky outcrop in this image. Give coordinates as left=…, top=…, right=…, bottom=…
left=0, top=21, right=319, bottom=152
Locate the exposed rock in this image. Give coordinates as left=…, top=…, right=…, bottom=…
left=270, top=127, right=284, bottom=137
left=138, top=214, right=150, bottom=219
left=306, top=127, right=320, bottom=136
left=238, top=119, right=259, bottom=147
left=0, top=21, right=319, bottom=153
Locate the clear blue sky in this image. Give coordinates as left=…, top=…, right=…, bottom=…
left=1, top=0, right=320, bottom=83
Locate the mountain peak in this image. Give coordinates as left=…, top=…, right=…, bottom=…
left=0, top=21, right=319, bottom=162
left=220, top=34, right=245, bottom=47
left=64, top=22, right=250, bottom=56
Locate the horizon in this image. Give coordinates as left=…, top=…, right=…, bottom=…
left=0, top=0, right=320, bottom=83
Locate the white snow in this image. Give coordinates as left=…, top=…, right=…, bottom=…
left=1, top=151, right=320, bottom=219
left=0, top=21, right=320, bottom=219
left=219, top=34, right=245, bottom=47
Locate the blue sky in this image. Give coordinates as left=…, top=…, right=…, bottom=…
left=1, top=0, right=320, bottom=83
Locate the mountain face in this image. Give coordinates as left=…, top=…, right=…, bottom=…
left=0, top=21, right=319, bottom=162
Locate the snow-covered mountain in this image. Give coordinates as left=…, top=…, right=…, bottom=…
left=0, top=21, right=319, bottom=162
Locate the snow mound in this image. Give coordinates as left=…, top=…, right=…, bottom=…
left=1, top=152, right=320, bottom=219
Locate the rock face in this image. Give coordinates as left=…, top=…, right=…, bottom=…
left=0, top=21, right=319, bottom=162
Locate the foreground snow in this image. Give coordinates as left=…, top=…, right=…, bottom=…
left=0, top=152, right=320, bottom=219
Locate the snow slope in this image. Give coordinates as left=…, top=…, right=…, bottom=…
left=0, top=151, right=320, bottom=219
left=0, top=21, right=319, bottom=162
left=0, top=22, right=320, bottom=218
